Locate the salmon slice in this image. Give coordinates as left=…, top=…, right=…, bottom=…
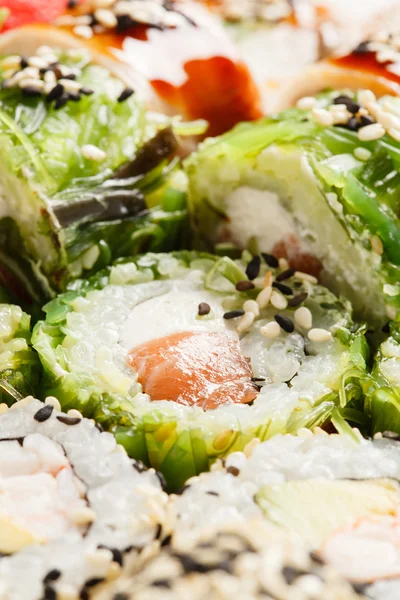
left=128, top=331, right=258, bottom=409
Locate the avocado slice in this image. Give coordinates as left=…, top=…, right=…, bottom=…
left=256, top=478, right=400, bottom=549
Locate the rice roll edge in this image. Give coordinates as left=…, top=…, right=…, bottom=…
left=32, top=250, right=368, bottom=489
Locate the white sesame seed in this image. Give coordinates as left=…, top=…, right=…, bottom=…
left=296, top=96, right=316, bottom=110
left=294, top=306, right=313, bottom=330
left=329, top=103, right=348, bottom=112
left=237, top=311, right=255, bottom=333
left=365, top=101, right=380, bottom=119
left=73, top=25, right=94, bottom=38
left=45, top=396, right=61, bottom=411
left=270, top=290, right=288, bottom=310
left=70, top=506, right=96, bottom=525
left=1, top=55, right=21, bottom=69
left=256, top=285, right=272, bottom=309
left=375, top=107, right=400, bottom=130
left=260, top=321, right=281, bottom=339
left=332, top=109, right=350, bottom=125
left=59, top=78, right=82, bottom=92
left=2, top=68, right=17, bottom=80
left=19, top=78, right=44, bottom=91
left=373, top=432, right=383, bottom=440
left=27, top=56, right=49, bottom=69
left=106, top=562, right=122, bottom=581
left=308, top=328, right=332, bottom=342
left=312, top=107, right=333, bottom=127
left=358, top=123, right=385, bottom=141
left=388, top=127, right=400, bottom=143
left=243, top=299, right=260, bottom=316
left=313, top=426, right=329, bottom=436
left=243, top=437, right=260, bottom=457
left=370, top=235, right=384, bottom=255
left=54, top=584, right=77, bottom=600
left=278, top=257, right=289, bottom=270
left=94, top=8, right=118, bottom=28
left=44, top=70, right=56, bottom=85
left=358, top=89, right=376, bottom=107
left=75, top=15, right=94, bottom=25
left=85, top=548, right=113, bottom=569
left=0, top=404, right=8, bottom=415
left=294, top=271, right=318, bottom=285
left=81, top=144, right=107, bottom=162
left=68, top=408, right=83, bottom=419
left=354, top=147, right=371, bottom=161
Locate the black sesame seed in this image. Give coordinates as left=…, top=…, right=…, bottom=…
left=359, top=115, right=376, bottom=127
left=67, top=91, right=81, bottom=102
left=198, top=302, right=211, bottom=316
left=95, top=422, right=104, bottom=432
left=56, top=415, right=81, bottom=426
left=288, top=292, right=308, bottom=307
left=22, top=86, right=42, bottom=97
left=80, top=590, right=89, bottom=600
left=261, top=253, right=279, bottom=268
left=20, top=57, right=28, bottom=69
left=43, top=570, right=61, bottom=584
left=67, top=0, right=78, bottom=7
left=223, top=310, right=245, bottom=320
left=245, top=255, right=261, bottom=280
left=276, top=268, right=296, bottom=282
left=54, top=93, right=69, bottom=110
left=382, top=431, right=400, bottom=441
left=83, top=578, right=105, bottom=589
left=80, top=87, right=94, bottom=96
left=154, top=524, right=162, bottom=540
left=116, top=14, right=134, bottom=32
left=110, top=548, right=123, bottom=566
left=309, top=550, right=325, bottom=565
left=133, top=461, right=147, bottom=473
left=161, top=534, right=172, bottom=547
left=46, top=83, right=64, bottom=101
left=117, top=87, right=135, bottom=103
left=44, top=586, right=56, bottom=600
left=339, top=116, right=359, bottom=131
left=282, top=566, right=308, bottom=584
left=151, top=579, right=171, bottom=589
left=274, top=314, right=294, bottom=333
left=251, top=377, right=266, bottom=382
left=206, top=491, right=219, bottom=496
left=62, top=73, right=77, bottom=81
left=235, top=280, right=255, bottom=292
left=353, top=41, right=371, bottom=54
left=346, top=101, right=361, bottom=114
left=226, top=465, right=240, bottom=476
left=34, top=405, right=54, bottom=423
left=272, top=281, right=293, bottom=296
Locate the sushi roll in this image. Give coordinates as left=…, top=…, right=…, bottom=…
left=0, top=304, right=40, bottom=404
left=94, top=520, right=364, bottom=600
left=279, top=27, right=400, bottom=109
left=31, top=250, right=368, bottom=489
left=0, top=46, right=188, bottom=300
left=0, top=0, right=263, bottom=137
left=185, top=90, right=400, bottom=328
left=170, top=429, right=400, bottom=598
left=0, top=395, right=168, bottom=600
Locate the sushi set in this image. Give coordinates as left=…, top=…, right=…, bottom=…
left=3, top=0, right=400, bottom=598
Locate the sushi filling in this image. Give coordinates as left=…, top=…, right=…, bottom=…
left=219, top=149, right=385, bottom=324
left=58, top=260, right=350, bottom=411
left=0, top=434, right=89, bottom=552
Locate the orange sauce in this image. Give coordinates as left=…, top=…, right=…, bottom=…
left=331, top=52, right=400, bottom=87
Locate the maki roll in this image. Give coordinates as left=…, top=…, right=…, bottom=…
left=95, top=520, right=364, bottom=600
left=0, top=304, right=40, bottom=404
left=0, top=395, right=167, bottom=600
left=32, top=251, right=368, bottom=489
left=170, top=429, right=400, bottom=598
left=279, top=28, right=400, bottom=109
left=186, top=90, right=400, bottom=327
left=0, top=46, right=187, bottom=300
left=0, top=0, right=263, bottom=137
